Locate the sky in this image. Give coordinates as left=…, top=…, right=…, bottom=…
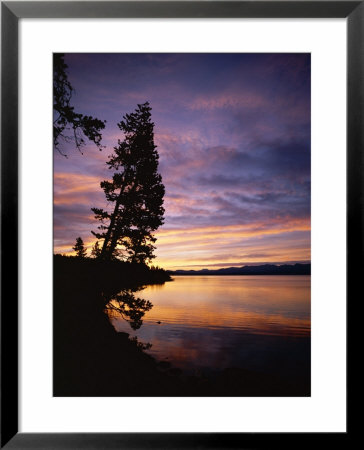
left=54, top=53, right=311, bottom=270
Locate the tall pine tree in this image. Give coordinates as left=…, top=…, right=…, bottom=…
left=92, top=102, right=165, bottom=264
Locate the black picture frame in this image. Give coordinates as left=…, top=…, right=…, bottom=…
left=1, top=1, right=357, bottom=448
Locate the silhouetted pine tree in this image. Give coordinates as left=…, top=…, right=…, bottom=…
left=91, top=240, right=102, bottom=258
left=73, top=237, right=87, bottom=258
left=92, top=102, right=165, bottom=264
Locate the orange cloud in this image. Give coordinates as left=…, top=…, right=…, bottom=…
left=54, top=172, right=103, bottom=206
left=151, top=218, right=310, bottom=269
left=155, top=218, right=310, bottom=243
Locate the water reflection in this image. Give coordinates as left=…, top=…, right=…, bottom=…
left=105, top=287, right=153, bottom=330
left=107, top=275, right=310, bottom=381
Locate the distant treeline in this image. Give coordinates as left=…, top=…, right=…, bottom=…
left=169, top=263, right=311, bottom=276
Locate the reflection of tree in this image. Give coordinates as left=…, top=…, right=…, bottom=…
left=105, top=289, right=153, bottom=330
left=129, top=336, right=152, bottom=351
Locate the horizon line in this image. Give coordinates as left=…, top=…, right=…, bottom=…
left=163, top=260, right=311, bottom=271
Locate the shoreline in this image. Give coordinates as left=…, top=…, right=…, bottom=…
left=54, top=256, right=310, bottom=397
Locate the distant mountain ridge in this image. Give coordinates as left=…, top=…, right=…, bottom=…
left=169, top=263, right=311, bottom=276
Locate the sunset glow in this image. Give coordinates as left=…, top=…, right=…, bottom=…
left=54, top=53, right=310, bottom=270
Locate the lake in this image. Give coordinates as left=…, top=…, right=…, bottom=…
left=108, top=275, right=310, bottom=383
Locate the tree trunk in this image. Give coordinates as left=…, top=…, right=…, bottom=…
left=106, top=181, right=138, bottom=259
left=100, top=197, right=121, bottom=259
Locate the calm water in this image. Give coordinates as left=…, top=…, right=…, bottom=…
left=108, top=275, right=310, bottom=379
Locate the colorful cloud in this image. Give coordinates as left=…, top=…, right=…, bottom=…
left=54, top=53, right=310, bottom=269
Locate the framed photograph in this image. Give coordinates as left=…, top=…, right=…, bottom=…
left=1, top=1, right=357, bottom=448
